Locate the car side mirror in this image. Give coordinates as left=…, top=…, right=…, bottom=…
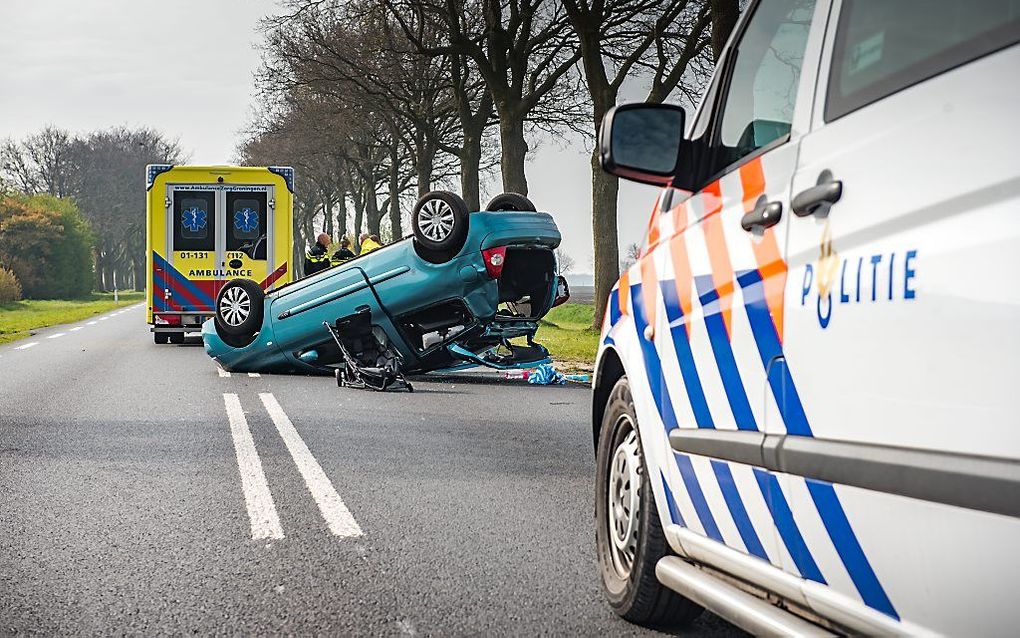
left=599, top=103, right=688, bottom=187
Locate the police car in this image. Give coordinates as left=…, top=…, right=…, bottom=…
left=592, top=1, right=1020, bottom=634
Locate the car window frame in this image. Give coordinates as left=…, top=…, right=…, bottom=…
left=824, top=0, right=1020, bottom=122
left=694, top=0, right=820, bottom=190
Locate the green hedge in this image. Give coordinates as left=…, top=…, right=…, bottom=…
left=0, top=193, right=94, bottom=299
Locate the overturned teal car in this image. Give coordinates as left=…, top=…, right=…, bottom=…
left=202, top=191, right=568, bottom=389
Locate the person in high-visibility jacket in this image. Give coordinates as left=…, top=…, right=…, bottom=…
left=330, top=236, right=356, bottom=266
left=304, top=233, right=332, bottom=276
left=359, top=233, right=382, bottom=255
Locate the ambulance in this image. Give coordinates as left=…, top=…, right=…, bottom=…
left=592, top=0, right=1020, bottom=635
left=145, top=165, right=294, bottom=343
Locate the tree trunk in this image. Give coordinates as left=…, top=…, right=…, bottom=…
left=337, top=193, right=348, bottom=238
left=351, top=184, right=365, bottom=253
left=389, top=145, right=402, bottom=239
left=459, top=129, right=483, bottom=211
left=591, top=149, right=620, bottom=330
left=134, top=255, right=144, bottom=291
left=365, top=177, right=381, bottom=237
left=415, top=130, right=433, bottom=198
left=497, top=114, right=529, bottom=195
left=709, top=0, right=740, bottom=61
left=322, top=191, right=333, bottom=236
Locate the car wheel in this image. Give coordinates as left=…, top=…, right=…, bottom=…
left=214, top=278, right=265, bottom=340
left=169, top=332, right=185, bottom=345
left=154, top=332, right=169, bottom=344
left=595, top=376, right=703, bottom=627
left=412, top=191, right=469, bottom=256
left=485, top=192, right=536, bottom=212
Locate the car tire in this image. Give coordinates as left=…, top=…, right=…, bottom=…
left=595, top=376, right=703, bottom=627
left=154, top=332, right=169, bottom=345
left=214, top=278, right=265, bottom=340
left=412, top=191, right=470, bottom=256
left=485, top=192, right=537, bottom=212
left=169, top=332, right=185, bottom=345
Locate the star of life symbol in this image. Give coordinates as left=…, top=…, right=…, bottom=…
left=234, top=208, right=258, bottom=233
left=182, top=207, right=207, bottom=233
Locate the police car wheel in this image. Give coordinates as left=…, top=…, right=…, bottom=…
left=595, top=377, right=703, bottom=627
left=215, top=278, right=265, bottom=339
left=412, top=191, right=469, bottom=257
left=484, top=192, right=536, bottom=212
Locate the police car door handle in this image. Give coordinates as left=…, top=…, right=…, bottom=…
left=793, top=171, right=842, bottom=217
left=740, top=198, right=783, bottom=232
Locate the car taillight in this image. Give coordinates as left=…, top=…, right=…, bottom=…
left=482, top=246, right=507, bottom=279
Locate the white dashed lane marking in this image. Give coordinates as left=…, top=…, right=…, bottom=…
left=46, top=333, right=66, bottom=339
left=69, top=327, right=83, bottom=332
left=15, top=342, right=38, bottom=350
left=259, top=393, right=363, bottom=538
left=248, top=373, right=260, bottom=378
left=223, top=394, right=284, bottom=540
left=218, top=368, right=231, bottom=378
left=87, top=321, right=97, bottom=325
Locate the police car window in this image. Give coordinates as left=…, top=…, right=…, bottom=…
left=826, top=0, right=1020, bottom=121
left=226, top=192, right=267, bottom=259
left=173, top=191, right=215, bottom=252
left=712, top=0, right=816, bottom=173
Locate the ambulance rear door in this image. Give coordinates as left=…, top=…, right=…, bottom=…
left=163, top=185, right=218, bottom=314
left=221, top=185, right=273, bottom=289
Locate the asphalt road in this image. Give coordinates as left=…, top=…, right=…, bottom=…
left=0, top=304, right=739, bottom=636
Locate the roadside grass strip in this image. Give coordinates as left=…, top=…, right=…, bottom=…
left=223, top=394, right=284, bottom=540
left=259, top=393, right=363, bottom=538
left=0, top=292, right=144, bottom=345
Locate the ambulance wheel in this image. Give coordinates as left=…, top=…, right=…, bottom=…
left=154, top=332, right=169, bottom=345
left=412, top=191, right=469, bottom=260
left=485, top=192, right=536, bottom=212
left=169, top=332, right=185, bottom=345
left=595, top=377, right=703, bottom=627
left=215, top=278, right=265, bottom=339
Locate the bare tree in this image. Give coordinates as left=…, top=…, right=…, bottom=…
left=555, top=246, right=575, bottom=274
left=385, top=0, right=587, bottom=195
left=561, top=0, right=713, bottom=327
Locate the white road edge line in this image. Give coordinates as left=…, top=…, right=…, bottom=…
left=86, top=321, right=97, bottom=325
left=15, top=342, right=39, bottom=350
left=98, top=317, right=108, bottom=321
left=218, top=368, right=231, bottom=378
left=260, top=392, right=363, bottom=538
left=47, top=333, right=66, bottom=339
left=223, top=393, right=284, bottom=540
left=69, top=326, right=83, bottom=332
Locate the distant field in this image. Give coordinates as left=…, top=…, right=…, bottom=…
left=0, top=291, right=144, bottom=345
left=534, top=303, right=599, bottom=371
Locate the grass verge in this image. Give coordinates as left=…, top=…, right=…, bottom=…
left=533, top=303, right=599, bottom=372
left=0, top=291, right=144, bottom=345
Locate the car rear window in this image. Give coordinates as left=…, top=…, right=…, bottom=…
left=825, top=0, right=1020, bottom=121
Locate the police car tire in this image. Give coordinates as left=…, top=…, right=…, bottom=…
left=595, top=377, right=703, bottom=627
left=215, top=278, right=265, bottom=339
left=412, top=191, right=469, bottom=257
left=484, top=192, right=536, bottom=212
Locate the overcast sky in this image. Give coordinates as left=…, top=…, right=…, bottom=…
left=0, top=0, right=659, bottom=276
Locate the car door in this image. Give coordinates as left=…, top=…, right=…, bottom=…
left=778, top=1, right=1020, bottom=631
left=644, top=0, right=827, bottom=574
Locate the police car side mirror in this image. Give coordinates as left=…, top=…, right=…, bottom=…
left=599, top=103, right=688, bottom=187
